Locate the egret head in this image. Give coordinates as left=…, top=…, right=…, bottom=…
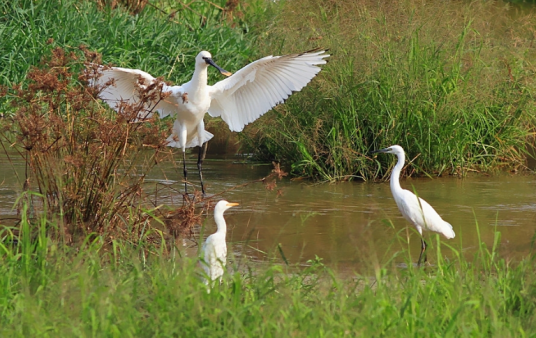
left=197, top=51, right=232, bottom=77
left=370, top=145, right=405, bottom=156
left=214, top=200, right=239, bottom=215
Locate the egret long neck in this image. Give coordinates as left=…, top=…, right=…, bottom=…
left=390, top=151, right=406, bottom=195
left=214, top=212, right=227, bottom=237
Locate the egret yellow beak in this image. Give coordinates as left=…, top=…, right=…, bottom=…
left=226, top=202, right=239, bottom=207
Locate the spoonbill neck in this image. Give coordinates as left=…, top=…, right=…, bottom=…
left=189, top=66, right=209, bottom=91
left=390, top=150, right=406, bottom=194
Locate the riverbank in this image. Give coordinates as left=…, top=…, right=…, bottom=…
left=241, top=0, right=536, bottom=180
left=1, top=215, right=535, bottom=336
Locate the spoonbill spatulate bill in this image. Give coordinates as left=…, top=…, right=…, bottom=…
left=201, top=200, right=239, bottom=288
left=92, top=49, right=329, bottom=195
left=371, top=145, right=455, bottom=266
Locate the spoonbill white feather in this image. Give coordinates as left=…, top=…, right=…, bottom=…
left=201, top=200, right=239, bottom=287
left=91, top=49, right=329, bottom=194
left=371, top=145, right=455, bottom=266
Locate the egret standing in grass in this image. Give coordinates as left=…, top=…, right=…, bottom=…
left=201, top=200, right=239, bottom=286
left=92, top=49, right=329, bottom=195
left=371, top=145, right=455, bottom=266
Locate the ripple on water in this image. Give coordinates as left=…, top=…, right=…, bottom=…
left=1, top=158, right=535, bottom=270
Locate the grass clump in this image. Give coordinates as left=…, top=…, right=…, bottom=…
left=0, top=0, right=256, bottom=97
left=1, top=215, right=535, bottom=336
left=242, top=0, right=536, bottom=180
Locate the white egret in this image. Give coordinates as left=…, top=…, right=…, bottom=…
left=92, top=49, right=329, bottom=194
left=371, top=145, right=455, bottom=266
left=201, top=200, right=239, bottom=286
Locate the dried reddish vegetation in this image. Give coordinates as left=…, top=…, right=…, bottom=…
left=0, top=47, right=286, bottom=245
left=1, top=47, right=172, bottom=243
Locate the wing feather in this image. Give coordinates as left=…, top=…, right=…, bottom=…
left=91, top=67, right=155, bottom=110
left=260, top=73, right=285, bottom=106
left=208, top=49, right=329, bottom=132
left=397, top=189, right=455, bottom=239
left=91, top=66, right=181, bottom=119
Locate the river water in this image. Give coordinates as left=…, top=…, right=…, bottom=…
left=1, top=154, right=535, bottom=272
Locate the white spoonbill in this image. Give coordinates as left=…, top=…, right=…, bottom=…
left=371, top=145, right=455, bottom=266
left=92, top=49, right=329, bottom=194
left=201, top=200, right=239, bottom=286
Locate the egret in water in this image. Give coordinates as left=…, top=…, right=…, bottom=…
left=371, top=145, right=455, bottom=266
left=201, top=200, right=239, bottom=286
left=92, top=49, right=329, bottom=194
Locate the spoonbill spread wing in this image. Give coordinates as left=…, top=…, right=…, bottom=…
left=94, top=67, right=182, bottom=119
left=208, top=49, right=329, bottom=132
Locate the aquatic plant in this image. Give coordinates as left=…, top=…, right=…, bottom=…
left=242, top=0, right=536, bottom=180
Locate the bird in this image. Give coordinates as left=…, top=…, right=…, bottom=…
left=371, top=145, right=455, bottom=266
left=201, top=200, right=239, bottom=287
left=92, top=49, right=329, bottom=195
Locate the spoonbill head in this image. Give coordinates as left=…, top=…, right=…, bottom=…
left=371, top=145, right=455, bottom=266
left=197, top=51, right=233, bottom=77
left=91, top=49, right=329, bottom=195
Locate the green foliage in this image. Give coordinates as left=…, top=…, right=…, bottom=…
left=242, top=0, right=536, bottom=180
left=0, top=0, right=254, bottom=92
left=1, top=215, right=536, bottom=336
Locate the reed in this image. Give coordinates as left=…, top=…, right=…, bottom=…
left=0, top=0, right=255, bottom=93
left=241, top=0, right=536, bottom=180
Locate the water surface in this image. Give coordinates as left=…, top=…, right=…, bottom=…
left=1, top=154, right=535, bottom=272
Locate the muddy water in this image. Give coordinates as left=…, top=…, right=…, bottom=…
left=1, top=154, right=535, bottom=272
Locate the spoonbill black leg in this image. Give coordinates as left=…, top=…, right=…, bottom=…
left=182, top=151, right=188, bottom=195
left=197, top=142, right=208, bottom=196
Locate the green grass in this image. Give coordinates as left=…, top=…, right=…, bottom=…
left=0, top=0, right=256, bottom=91
left=241, top=0, right=536, bottom=180
left=1, top=215, right=536, bottom=337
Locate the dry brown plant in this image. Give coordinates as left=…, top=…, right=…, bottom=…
left=0, top=46, right=172, bottom=243
left=161, top=162, right=289, bottom=243
left=93, top=0, right=148, bottom=14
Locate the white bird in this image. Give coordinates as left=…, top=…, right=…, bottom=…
left=371, top=145, right=455, bottom=266
left=201, top=200, right=239, bottom=286
left=92, top=49, right=329, bottom=194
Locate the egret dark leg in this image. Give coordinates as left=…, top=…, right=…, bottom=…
left=182, top=151, right=188, bottom=195
left=197, top=142, right=208, bottom=196
left=417, top=238, right=427, bottom=267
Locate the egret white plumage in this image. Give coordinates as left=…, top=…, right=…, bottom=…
left=92, top=49, right=329, bottom=194
left=201, top=200, right=239, bottom=286
left=371, top=145, right=455, bottom=266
